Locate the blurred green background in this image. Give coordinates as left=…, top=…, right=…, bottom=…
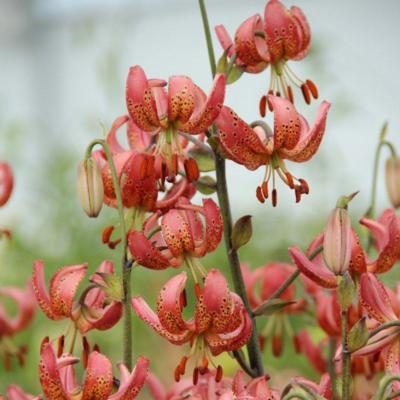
left=1, top=0, right=400, bottom=397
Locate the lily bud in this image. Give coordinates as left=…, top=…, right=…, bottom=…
left=77, top=158, right=104, bottom=218
left=385, top=156, right=400, bottom=208
left=323, top=195, right=355, bottom=275
left=347, top=317, right=369, bottom=352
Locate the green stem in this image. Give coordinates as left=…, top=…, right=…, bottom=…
left=328, top=337, right=337, bottom=400
left=269, top=246, right=323, bottom=300
left=198, top=0, right=216, bottom=77
left=369, top=320, right=400, bottom=339
left=197, top=0, right=264, bottom=376
left=85, top=139, right=132, bottom=369
left=341, top=308, right=351, bottom=400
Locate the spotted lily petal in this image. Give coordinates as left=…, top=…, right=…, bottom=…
left=6, top=385, right=41, bottom=400
left=109, top=357, right=149, bottom=400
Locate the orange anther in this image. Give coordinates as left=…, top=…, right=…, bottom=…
left=259, top=95, right=267, bottom=118
left=301, top=83, right=311, bottom=105
left=194, top=283, right=202, bottom=299
left=287, top=85, right=294, bottom=103
left=184, top=158, right=200, bottom=182
left=57, top=335, right=65, bottom=358
left=180, top=289, right=187, bottom=309
left=272, top=189, right=278, bottom=207
left=174, top=365, right=181, bottom=382
left=256, top=186, right=265, bottom=204
left=306, top=79, right=318, bottom=99
left=299, top=178, right=309, bottom=194
left=272, top=335, right=282, bottom=357
left=216, top=365, right=223, bottom=382
left=193, top=367, right=199, bottom=385
left=261, top=181, right=269, bottom=198
left=102, top=225, right=114, bottom=244
left=285, top=172, right=295, bottom=189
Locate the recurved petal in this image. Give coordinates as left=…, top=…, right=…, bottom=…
left=109, top=357, right=149, bottom=400
left=161, top=209, right=194, bottom=256
left=81, top=351, right=113, bottom=400
left=268, top=95, right=301, bottom=151
left=234, top=14, right=269, bottom=69
left=203, top=199, right=223, bottom=253
left=168, top=76, right=196, bottom=123
left=157, top=272, right=190, bottom=333
left=126, top=65, right=160, bottom=131
left=39, top=343, right=68, bottom=400
left=351, top=327, right=398, bottom=358
left=216, top=106, right=268, bottom=170
left=360, top=214, right=390, bottom=253
left=359, top=273, right=397, bottom=323
left=280, top=101, right=330, bottom=162
left=6, top=384, right=41, bottom=400
left=349, top=230, right=367, bottom=273
left=128, top=231, right=170, bottom=270
left=131, top=297, right=193, bottom=345
left=106, top=115, right=130, bottom=154
left=215, top=24, right=235, bottom=57
left=203, top=269, right=234, bottom=333
left=49, top=264, right=88, bottom=318
left=89, top=301, right=123, bottom=332
left=289, top=246, right=338, bottom=288
left=290, top=5, right=311, bottom=60
left=32, top=260, right=61, bottom=320
left=0, top=284, right=35, bottom=334
left=179, top=73, right=226, bottom=134
left=0, top=162, right=13, bottom=207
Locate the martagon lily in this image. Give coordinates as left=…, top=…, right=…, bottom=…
left=216, top=0, right=317, bottom=108
left=126, top=65, right=225, bottom=180
left=39, top=339, right=148, bottom=400
left=128, top=197, right=222, bottom=275
left=215, top=95, right=330, bottom=205
left=131, top=269, right=252, bottom=383
left=32, top=260, right=123, bottom=335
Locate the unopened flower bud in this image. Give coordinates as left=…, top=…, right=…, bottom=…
left=385, top=156, right=400, bottom=208
left=77, top=158, right=104, bottom=217
left=323, top=201, right=353, bottom=275
left=337, top=272, right=355, bottom=310
left=347, top=317, right=369, bottom=352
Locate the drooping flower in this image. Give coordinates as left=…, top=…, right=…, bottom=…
left=0, top=162, right=13, bottom=207
left=215, top=0, right=317, bottom=107
left=241, top=262, right=305, bottom=356
left=131, top=269, right=252, bottom=383
left=0, top=282, right=36, bottom=369
left=32, top=260, right=123, bottom=335
left=215, top=95, right=330, bottom=205
left=125, top=66, right=225, bottom=180
left=360, top=208, right=400, bottom=274
left=38, top=339, right=148, bottom=400
left=128, top=197, right=222, bottom=273
left=386, top=156, right=400, bottom=208
left=285, top=374, right=333, bottom=400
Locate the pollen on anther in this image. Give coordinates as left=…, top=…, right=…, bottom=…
left=256, top=186, right=265, bottom=204
left=259, top=95, right=267, bottom=118
left=272, top=189, right=278, bottom=207
left=306, top=79, right=318, bottom=99
left=216, top=365, right=223, bottom=382
left=301, top=84, right=311, bottom=105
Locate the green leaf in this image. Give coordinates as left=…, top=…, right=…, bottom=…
left=216, top=51, right=228, bottom=74
left=253, top=298, right=297, bottom=317
left=232, top=215, right=253, bottom=250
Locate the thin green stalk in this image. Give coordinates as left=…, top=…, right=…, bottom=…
left=328, top=337, right=337, bottom=400
left=369, top=320, right=400, bottom=339
left=198, top=0, right=216, bottom=77
left=85, top=139, right=132, bottom=369
left=341, top=308, right=351, bottom=400
left=197, top=0, right=264, bottom=376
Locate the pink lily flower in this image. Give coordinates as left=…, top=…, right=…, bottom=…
left=131, top=269, right=252, bottom=383
left=215, top=95, right=330, bottom=205
left=128, top=197, right=222, bottom=272
left=241, top=262, right=305, bottom=356
left=0, top=162, right=13, bottom=207
left=360, top=208, right=400, bottom=274
left=289, top=374, right=333, bottom=399
left=352, top=273, right=400, bottom=378
left=32, top=260, right=123, bottom=334
left=216, top=0, right=317, bottom=107
left=39, top=339, right=148, bottom=399
left=125, top=65, right=225, bottom=180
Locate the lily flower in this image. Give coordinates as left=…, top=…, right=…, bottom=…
left=241, top=263, right=305, bottom=356
left=216, top=0, right=316, bottom=107
left=6, top=385, right=41, bottom=400
left=215, top=95, right=330, bottom=205
left=39, top=339, right=148, bottom=399
left=360, top=208, right=400, bottom=274
left=125, top=66, right=225, bottom=180
left=128, top=197, right=222, bottom=274
left=32, top=260, right=123, bottom=336
left=287, top=374, right=333, bottom=399
left=131, top=269, right=252, bottom=383
left=0, top=283, right=36, bottom=369
left=0, top=161, right=13, bottom=207
left=351, top=273, right=400, bottom=376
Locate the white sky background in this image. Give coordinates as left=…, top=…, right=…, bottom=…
left=0, top=0, right=400, bottom=233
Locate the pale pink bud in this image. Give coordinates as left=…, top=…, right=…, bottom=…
left=385, top=157, right=400, bottom=208
left=77, top=158, right=104, bottom=217
left=323, top=207, right=352, bottom=275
